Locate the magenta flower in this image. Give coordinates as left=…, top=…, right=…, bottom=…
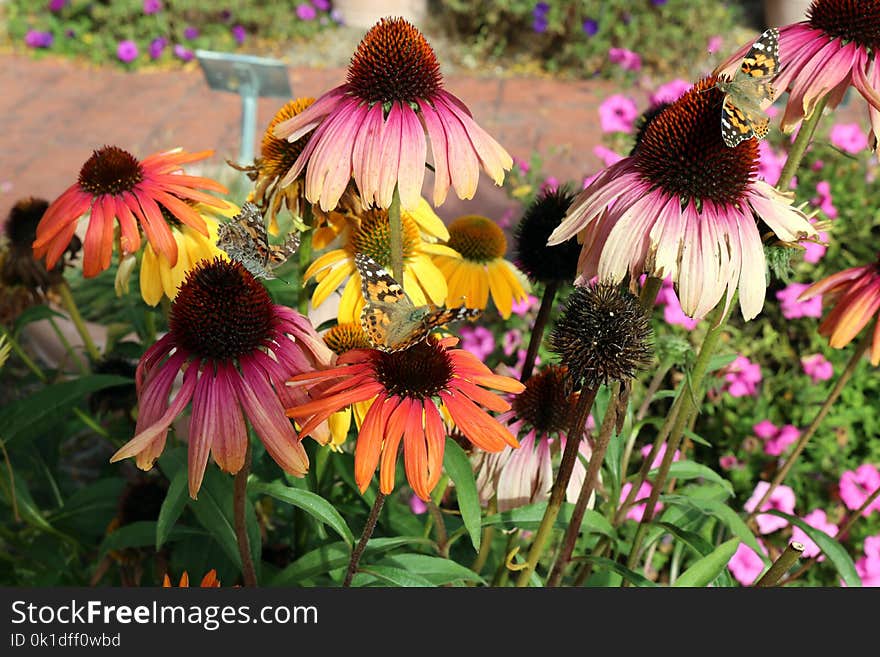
left=752, top=421, right=800, bottom=456
left=719, top=454, right=742, bottom=470
left=801, top=221, right=829, bottom=263
left=116, top=40, right=139, bottom=64
left=48, top=0, right=67, bottom=10
left=776, top=282, right=823, bottom=320
left=592, top=145, right=624, bottom=167
left=541, top=176, right=560, bottom=193
left=839, top=464, right=880, bottom=517
left=608, top=47, right=641, bottom=71
left=511, top=294, right=538, bottom=317
left=620, top=482, right=661, bottom=522
left=273, top=18, right=511, bottom=212
left=856, top=536, right=880, bottom=586
left=231, top=25, right=246, bottom=45
left=25, top=30, right=54, bottom=49
left=811, top=180, right=837, bottom=219
left=598, top=94, right=638, bottom=133
left=830, top=122, right=869, bottom=153
left=744, top=481, right=796, bottom=534
left=458, top=324, right=496, bottom=361
left=757, top=141, right=785, bottom=186
left=801, top=352, right=833, bottom=382
left=548, top=77, right=815, bottom=322
left=183, top=26, right=199, bottom=40
left=649, top=79, right=692, bottom=106
left=409, top=494, right=428, bottom=515
left=502, top=329, right=522, bottom=356
left=656, top=277, right=699, bottom=329
left=721, top=355, right=762, bottom=398
left=312, top=0, right=331, bottom=10
left=640, top=443, right=681, bottom=470
left=728, top=540, right=767, bottom=585
left=110, top=258, right=334, bottom=498
left=173, top=44, right=194, bottom=61
left=143, top=0, right=162, bottom=14
left=707, top=35, right=723, bottom=54
left=296, top=3, right=317, bottom=21
left=791, top=509, right=838, bottom=560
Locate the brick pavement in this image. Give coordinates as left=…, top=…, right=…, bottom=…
left=0, top=53, right=623, bottom=227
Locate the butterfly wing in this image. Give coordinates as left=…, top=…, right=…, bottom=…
left=354, top=253, right=418, bottom=351
left=720, top=28, right=779, bottom=148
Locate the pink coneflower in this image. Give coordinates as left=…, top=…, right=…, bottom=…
left=473, top=366, right=593, bottom=512
left=273, top=17, right=512, bottom=211
left=286, top=336, right=524, bottom=501
left=32, top=146, right=227, bottom=277
left=110, top=258, right=334, bottom=498
left=798, top=255, right=880, bottom=365
left=719, top=0, right=880, bottom=146
left=548, top=77, right=816, bottom=321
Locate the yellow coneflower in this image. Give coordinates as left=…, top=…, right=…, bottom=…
left=320, top=322, right=374, bottom=450
left=432, top=214, right=530, bottom=319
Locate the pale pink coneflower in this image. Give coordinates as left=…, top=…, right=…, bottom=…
left=547, top=76, right=816, bottom=321
left=273, top=17, right=512, bottom=212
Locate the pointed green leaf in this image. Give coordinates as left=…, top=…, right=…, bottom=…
left=156, top=470, right=188, bottom=550
left=443, top=437, right=481, bottom=552
left=354, top=566, right=436, bottom=587
left=268, top=542, right=350, bottom=585
left=766, top=510, right=860, bottom=587
left=649, top=460, right=732, bottom=496
left=574, top=556, right=658, bottom=587
left=673, top=538, right=740, bottom=587
left=251, top=480, right=354, bottom=546
left=378, top=553, right=485, bottom=585
left=483, top=501, right=616, bottom=539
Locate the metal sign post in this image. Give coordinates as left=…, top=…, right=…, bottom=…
left=194, top=50, right=292, bottom=165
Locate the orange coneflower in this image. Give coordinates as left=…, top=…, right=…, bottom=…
left=33, top=146, right=228, bottom=277
left=798, top=255, right=880, bottom=364
left=287, top=336, right=524, bottom=501
left=163, top=570, right=221, bottom=587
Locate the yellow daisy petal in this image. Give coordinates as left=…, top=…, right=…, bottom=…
left=328, top=409, right=352, bottom=451
left=409, top=255, right=448, bottom=305
left=403, top=269, right=428, bottom=306
left=139, top=246, right=163, bottom=307
left=404, top=197, right=449, bottom=242
left=305, top=248, right=348, bottom=280
left=312, top=261, right=353, bottom=308
left=338, top=276, right=362, bottom=324
left=488, top=260, right=514, bottom=318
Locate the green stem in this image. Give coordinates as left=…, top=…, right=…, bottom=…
left=234, top=443, right=257, bottom=587
left=492, top=531, right=519, bottom=587
left=48, top=317, right=88, bottom=375
left=388, top=185, right=404, bottom=287
left=625, top=303, right=729, bottom=572
left=754, top=541, right=804, bottom=587
left=56, top=281, right=100, bottom=362
left=427, top=501, right=449, bottom=558
left=547, top=381, right=620, bottom=587
left=344, top=491, right=386, bottom=587
left=520, top=280, right=560, bottom=383
left=471, top=499, right=496, bottom=576
left=775, top=95, right=828, bottom=192
left=746, top=334, right=870, bottom=526
left=639, top=275, right=663, bottom=309
left=298, top=204, right=314, bottom=315
left=515, top=386, right=598, bottom=587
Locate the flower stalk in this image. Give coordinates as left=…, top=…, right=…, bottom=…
left=234, top=442, right=257, bottom=587
left=56, top=280, right=101, bottom=362
left=775, top=95, right=828, bottom=192
left=344, top=491, right=387, bottom=587
left=520, top=280, right=559, bottom=383
left=754, top=541, right=804, bottom=587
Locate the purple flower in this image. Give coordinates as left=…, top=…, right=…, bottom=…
left=330, top=9, right=344, bottom=24
left=48, top=0, right=67, bottom=11
left=598, top=94, right=638, bottom=133
left=502, top=329, right=521, bottom=357
left=296, top=3, right=317, bottom=20
left=116, top=40, right=139, bottom=64
left=232, top=24, right=246, bottom=45
left=640, top=443, right=681, bottom=470
left=65, top=29, right=75, bottom=38
left=856, top=536, right=880, bottom=586
left=143, top=0, right=162, bottom=14
left=183, top=26, right=199, bottom=40
left=655, top=278, right=699, bottom=330
left=25, top=30, right=54, bottom=49
left=511, top=295, right=537, bottom=317
left=776, top=282, right=822, bottom=320
left=220, top=10, right=232, bottom=22
left=651, top=0, right=668, bottom=5
left=593, top=145, right=624, bottom=167
left=707, top=35, right=723, bottom=54
left=532, top=17, right=548, bottom=33
left=533, top=2, right=549, bottom=16
left=148, top=37, right=167, bottom=60
left=800, top=353, right=833, bottom=383
left=311, top=0, right=331, bottom=10
left=173, top=44, right=194, bottom=62
left=582, top=19, right=598, bottom=36
left=409, top=494, right=428, bottom=515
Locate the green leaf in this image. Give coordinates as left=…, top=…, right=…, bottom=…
left=354, top=566, right=436, bottom=588
left=765, top=510, right=861, bottom=588
left=706, top=353, right=737, bottom=373
left=662, top=494, right=769, bottom=565
left=156, top=470, right=188, bottom=550
left=673, top=538, right=740, bottom=587
left=443, top=437, right=481, bottom=552
left=682, top=428, right=712, bottom=448
left=0, top=462, right=72, bottom=544
left=362, top=536, right=437, bottom=552
left=12, top=305, right=65, bottom=335
left=653, top=521, right=715, bottom=556
left=187, top=469, right=242, bottom=570
left=483, top=502, right=616, bottom=539
left=575, top=556, right=658, bottom=587
left=0, top=375, right=133, bottom=446
left=378, top=553, right=485, bottom=585
left=649, top=460, right=733, bottom=496
left=251, top=480, right=354, bottom=546
left=50, top=478, right=125, bottom=538
left=269, top=542, right=351, bottom=585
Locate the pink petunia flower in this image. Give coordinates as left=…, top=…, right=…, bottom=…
left=458, top=324, right=496, bottom=361
left=721, top=355, right=762, bottom=398
left=856, top=536, right=880, bottom=586
left=839, top=464, right=880, bottom=517
left=744, top=481, right=796, bottom=534
left=776, top=282, right=823, bottom=319
left=619, top=481, right=661, bottom=522
left=757, top=140, right=785, bottom=186
left=791, top=509, right=838, bottom=560
left=728, top=540, right=767, bottom=585
left=511, top=294, right=538, bottom=317
left=707, top=35, right=723, bottom=54
left=608, top=47, right=641, bottom=71
left=273, top=18, right=511, bottom=212
left=592, top=145, right=624, bottom=167
left=719, top=454, right=742, bottom=470
left=655, top=277, right=699, bottom=329
left=829, top=122, right=869, bottom=154
left=502, top=329, right=522, bottom=357
left=800, top=353, right=833, bottom=383
left=649, top=79, right=692, bottom=106
left=598, top=94, right=639, bottom=133
left=640, top=443, right=681, bottom=470
left=811, top=181, right=837, bottom=219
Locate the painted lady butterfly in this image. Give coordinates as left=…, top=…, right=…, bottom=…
left=354, top=253, right=481, bottom=352
left=718, top=27, right=780, bottom=148
left=216, top=202, right=300, bottom=279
